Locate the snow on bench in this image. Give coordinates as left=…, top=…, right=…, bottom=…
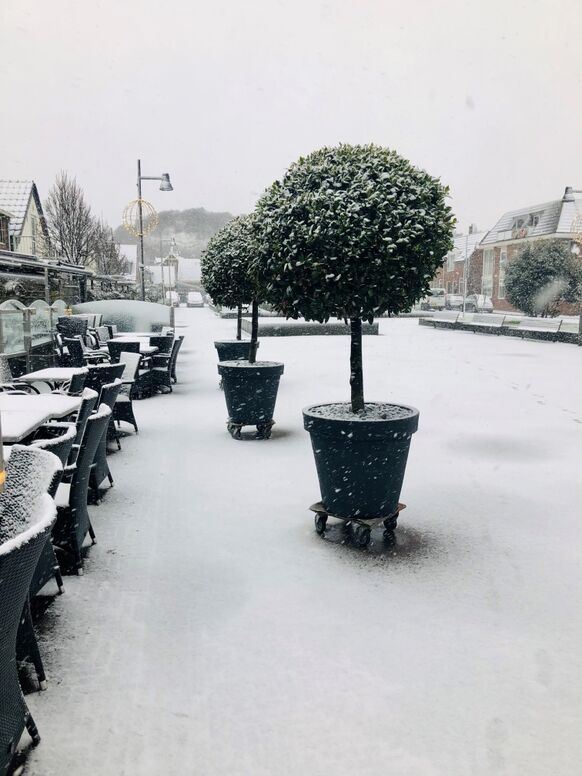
left=518, top=317, right=562, bottom=332
left=432, top=311, right=460, bottom=324
left=516, top=317, right=562, bottom=341
left=472, top=313, right=506, bottom=328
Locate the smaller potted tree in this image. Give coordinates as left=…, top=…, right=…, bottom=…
left=202, top=216, right=259, bottom=364
left=254, top=144, right=455, bottom=544
left=202, top=215, right=284, bottom=439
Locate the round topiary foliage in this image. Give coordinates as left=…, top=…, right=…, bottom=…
left=201, top=214, right=257, bottom=309
left=505, top=239, right=582, bottom=317
left=253, top=144, right=456, bottom=323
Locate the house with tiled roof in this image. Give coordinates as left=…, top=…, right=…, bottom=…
left=432, top=225, right=487, bottom=295
left=0, top=180, right=50, bottom=257
left=473, top=186, right=582, bottom=311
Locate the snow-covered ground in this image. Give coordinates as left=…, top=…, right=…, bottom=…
left=26, top=308, right=582, bottom=776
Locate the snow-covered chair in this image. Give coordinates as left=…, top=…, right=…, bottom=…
left=28, top=423, right=78, bottom=597
left=113, top=352, right=142, bottom=432
left=151, top=335, right=184, bottom=393
left=89, top=381, right=122, bottom=501
left=53, top=404, right=112, bottom=574
left=0, top=446, right=59, bottom=772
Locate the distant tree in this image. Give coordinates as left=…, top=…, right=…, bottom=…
left=201, top=214, right=259, bottom=350
left=91, top=219, right=128, bottom=276
left=44, top=172, right=97, bottom=264
left=505, top=240, right=582, bottom=317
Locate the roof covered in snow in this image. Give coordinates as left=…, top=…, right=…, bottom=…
left=0, top=180, right=45, bottom=237
left=450, top=231, right=486, bottom=262
left=481, top=187, right=582, bottom=245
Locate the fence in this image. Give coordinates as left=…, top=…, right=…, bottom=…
left=0, top=298, right=68, bottom=371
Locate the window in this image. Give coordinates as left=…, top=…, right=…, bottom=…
left=527, top=212, right=542, bottom=228
left=0, top=217, right=9, bottom=249
left=482, top=249, right=494, bottom=297
left=498, top=249, right=507, bottom=299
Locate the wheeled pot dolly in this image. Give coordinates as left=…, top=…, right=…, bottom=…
left=309, top=501, right=406, bottom=548
left=227, top=419, right=275, bottom=440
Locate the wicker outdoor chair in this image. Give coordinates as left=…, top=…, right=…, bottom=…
left=63, top=388, right=99, bottom=477
left=170, top=335, right=184, bottom=383
left=149, top=335, right=173, bottom=355
left=89, top=381, right=123, bottom=501
left=26, top=423, right=77, bottom=600
left=15, top=429, right=74, bottom=692
left=151, top=336, right=184, bottom=394
left=114, top=352, right=143, bottom=432
left=53, top=404, right=112, bottom=574
left=0, top=446, right=59, bottom=771
left=84, top=363, right=124, bottom=398
left=0, top=356, right=41, bottom=395
left=57, top=316, right=87, bottom=338
left=106, top=340, right=140, bottom=363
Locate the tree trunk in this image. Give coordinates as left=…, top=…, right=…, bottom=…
left=248, top=299, right=259, bottom=363
left=236, top=303, right=242, bottom=340
left=350, top=317, right=364, bottom=413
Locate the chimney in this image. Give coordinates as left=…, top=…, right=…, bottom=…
left=563, top=186, right=574, bottom=202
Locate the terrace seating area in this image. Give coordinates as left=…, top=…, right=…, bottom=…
left=0, top=311, right=185, bottom=774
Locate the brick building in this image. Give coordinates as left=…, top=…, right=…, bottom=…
left=432, top=225, right=486, bottom=294
left=477, top=186, right=582, bottom=312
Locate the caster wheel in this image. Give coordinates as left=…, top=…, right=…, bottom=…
left=383, top=529, right=396, bottom=544
left=227, top=422, right=242, bottom=439
left=354, top=525, right=371, bottom=548
left=314, top=514, right=327, bottom=535
left=383, top=515, right=398, bottom=532
left=256, top=421, right=274, bottom=439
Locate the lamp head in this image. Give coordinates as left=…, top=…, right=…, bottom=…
left=159, top=173, right=173, bottom=192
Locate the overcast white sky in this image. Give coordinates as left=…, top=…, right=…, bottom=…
left=1, top=0, right=581, bottom=234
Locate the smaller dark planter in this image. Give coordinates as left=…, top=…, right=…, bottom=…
left=218, top=360, right=284, bottom=438
left=214, top=340, right=258, bottom=361
left=303, top=402, right=419, bottom=520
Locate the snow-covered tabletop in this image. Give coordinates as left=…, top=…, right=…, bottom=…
left=18, top=367, right=88, bottom=384
left=0, top=410, right=52, bottom=443
left=0, top=394, right=82, bottom=418
left=113, top=332, right=171, bottom=339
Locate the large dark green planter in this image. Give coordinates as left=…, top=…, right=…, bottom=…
left=218, top=360, right=284, bottom=438
left=214, top=340, right=258, bottom=361
left=303, top=402, right=419, bottom=519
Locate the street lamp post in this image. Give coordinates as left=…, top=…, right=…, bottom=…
left=136, top=159, right=173, bottom=301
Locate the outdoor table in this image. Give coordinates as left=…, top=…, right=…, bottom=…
left=0, top=394, right=82, bottom=418
left=0, top=394, right=82, bottom=443
left=113, top=332, right=164, bottom=338
left=1, top=411, right=52, bottom=444
left=17, top=367, right=88, bottom=390
left=110, top=337, right=159, bottom=356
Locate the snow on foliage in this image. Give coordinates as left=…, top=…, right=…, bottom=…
left=201, top=215, right=259, bottom=309
left=252, top=144, right=456, bottom=323
left=505, top=239, right=582, bottom=317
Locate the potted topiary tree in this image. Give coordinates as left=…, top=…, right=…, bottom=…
left=201, top=214, right=284, bottom=439
left=254, top=144, right=455, bottom=544
left=201, top=215, right=260, bottom=364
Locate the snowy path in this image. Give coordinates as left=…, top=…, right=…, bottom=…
left=27, top=309, right=582, bottom=776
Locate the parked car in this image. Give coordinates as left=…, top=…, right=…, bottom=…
left=187, top=291, right=204, bottom=308
left=165, top=290, right=180, bottom=305
left=445, top=294, right=464, bottom=310
left=420, top=288, right=446, bottom=311
left=465, top=294, right=493, bottom=313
